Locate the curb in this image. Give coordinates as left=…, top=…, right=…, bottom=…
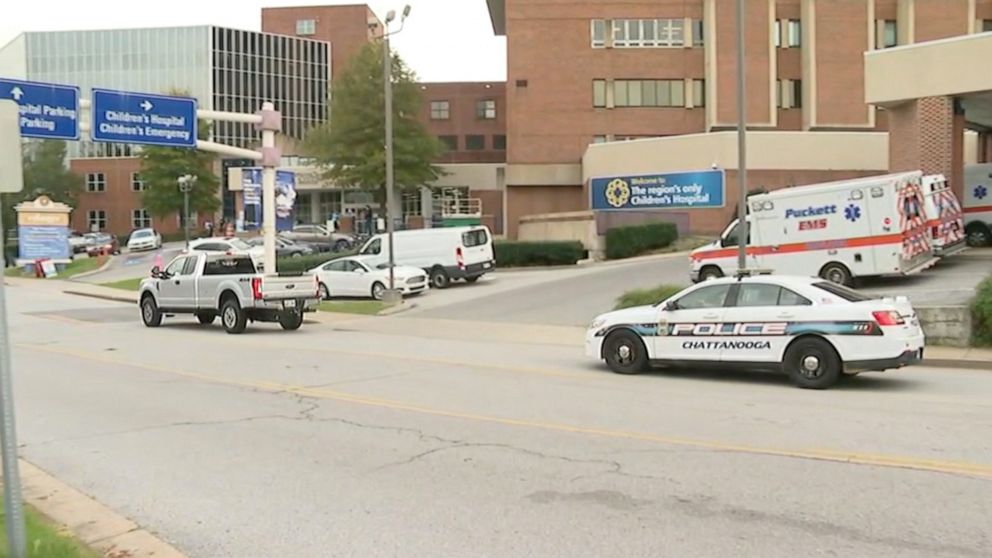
left=920, top=358, right=992, bottom=371
left=63, top=289, right=137, bottom=305
left=378, top=301, right=418, bottom=316
left=19, top=459, right=187, bottom=557
left=68, top=255, right=117, bottom=281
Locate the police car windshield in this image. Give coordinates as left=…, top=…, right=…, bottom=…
left=811, top=281, right=877, bottom=302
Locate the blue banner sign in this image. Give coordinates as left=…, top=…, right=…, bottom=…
left=18, top=225, right=70, bottom=261
left=91, top=88, right=197, bottom=148
left=590, top=169, right=725, bottom=211
left=240, top=168, right=297, bottom=232
left=0, top=78, right=80, bottom=140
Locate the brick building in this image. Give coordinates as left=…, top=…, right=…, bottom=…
left=485, top=0, right=992, bottom=237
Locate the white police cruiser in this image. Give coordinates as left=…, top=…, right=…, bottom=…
left=585, top=275, right=925, bottom=389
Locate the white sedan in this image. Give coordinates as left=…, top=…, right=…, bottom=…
left=586, top=274, right=925, bottom=389
left=310, top=256, right=428, bottom=300
left=127, top=228, right=162, bottom=252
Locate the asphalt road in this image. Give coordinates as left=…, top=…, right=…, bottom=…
left=77, top=242, right=184, bottom=284
left=4, top=282, right=991, bottom=557
left=416, top=251, right=992, bottom=326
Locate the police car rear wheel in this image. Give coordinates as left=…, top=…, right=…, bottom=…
left=785, top=338, right=840, bottom=389
left=604, top=331, right=648, bottom=375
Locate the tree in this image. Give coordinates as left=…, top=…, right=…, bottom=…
left=1, top=140, right=82, bottom=231
left=303, top=41, right=443, bottom=206
left=138, top=119, right=220, bottom=220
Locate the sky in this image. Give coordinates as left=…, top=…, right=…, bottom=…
left=0, top=0, right=506, bottom=82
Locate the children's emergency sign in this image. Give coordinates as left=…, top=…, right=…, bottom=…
left=590, top=169, right=725, bottom=211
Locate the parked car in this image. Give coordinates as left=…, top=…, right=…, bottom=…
left=309, top=255, right=428, bottom=300
left=85, top=233, right=120, bottom=256
left=188, top=237, right=263, bottom=258
left=127, top=228, right=162, bottom=252
left=68, top=231, right=89, bottom=254
left=356, top=226, right=496, bottom=289
left=246, top=237, right=315, bottom=258
left=139, top=252, right=321, bottom=334
left=280, top=224, right=354, bottom=252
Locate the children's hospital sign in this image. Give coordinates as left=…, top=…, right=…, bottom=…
left=590, top=169, right=725, bottom=211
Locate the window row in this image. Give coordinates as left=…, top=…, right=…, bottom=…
left=777, top=79, right=802, bottom=109
left=429, top=99, right=498, bottom=120
left=85, top=172, right=147, bottom=193
left=85, top=209, right=152, bottom=231
left=593, top=79, right=705, bottom=108
left=438, top=135, right=507, bottom=151
left=591, top=19, right=704, bottom=48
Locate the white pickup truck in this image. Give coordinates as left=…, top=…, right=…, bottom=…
left=138, top=252, right=321, bottom=334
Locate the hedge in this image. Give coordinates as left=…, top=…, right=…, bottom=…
left=275, top=250, right=356, bottom=273
left=495, top=241, right=586, bottom=267
left=614, top=284, right=684, bottom=310
left=605, top=222, right=679, bottom=260
left=971, top=276, right=992, bottom=347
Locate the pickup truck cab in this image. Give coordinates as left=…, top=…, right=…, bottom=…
left=139, top=252, right=321, bottom=334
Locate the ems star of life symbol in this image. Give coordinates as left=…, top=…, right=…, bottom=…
left=605, top=178, right=631, bottom=208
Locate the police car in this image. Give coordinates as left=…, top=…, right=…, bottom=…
left=585, top=275, right=924, bottom=389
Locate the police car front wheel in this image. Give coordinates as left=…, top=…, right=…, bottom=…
left=784, top=337, right=841, bottom=389
left=604, top=331, right=649, bottom=375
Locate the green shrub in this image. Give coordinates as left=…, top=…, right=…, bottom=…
left=495, top=241, right=586, bottom=267
left=275, top=250, right=356, bottom=273
left=605, top=222, right=679, bottom=260
left=971, top=276, right=992, bottom=347
left=614, top=284, right=685, bottom=310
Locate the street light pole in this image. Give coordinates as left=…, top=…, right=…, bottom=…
left=382, top=5, right=411, bottom=303
left=735, top=0, right=749, bottom=273
left=178, top=174, right=196, bottom=248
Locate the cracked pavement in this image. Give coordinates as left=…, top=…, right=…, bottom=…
left=5, top=283, right=992, bottom=557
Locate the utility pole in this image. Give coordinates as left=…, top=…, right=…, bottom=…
left=382, top=5, right=411, bottom=304
left=178, top=174, right=196, bottom=248
left=735, top=0, right=749, bottom=273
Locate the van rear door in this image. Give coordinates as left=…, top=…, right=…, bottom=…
left=459, top=227, right=494, bottom=271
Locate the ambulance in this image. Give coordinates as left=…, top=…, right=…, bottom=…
left=919, top=174, right=967, bottom=256
left=689, top=171, right=939, bottom=286
left=964, top=163, right=992, bottom=247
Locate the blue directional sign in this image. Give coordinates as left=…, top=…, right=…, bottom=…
left=91, top=88, right=197, bottom=148
left=0, top=78, right=80, bottom=140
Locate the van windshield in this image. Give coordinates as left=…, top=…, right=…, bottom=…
left=462, top=229, right=489, bottom=247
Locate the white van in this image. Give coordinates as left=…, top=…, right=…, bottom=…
left=357, top=226, right=496, bottom=289
left=964, top=163, right=992, bottom=246
left=689, top=171, right=938, bottom=286
left=919, top=174, right=966, bottom=256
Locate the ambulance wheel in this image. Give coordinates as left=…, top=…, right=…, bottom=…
left=784, top=337, right=841, bottom=389
left=965, top=223, right=991, bottom=247
left=699, top=266, right=723, bottom=281
left=603, top=330, right=648, bottom=375
left=819, top=262, right=852, bottom=287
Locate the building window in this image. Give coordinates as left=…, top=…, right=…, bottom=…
left=493, top=135, right=507, bottom=150
left=86, top=172, right=106, bottom=193
left=692, top=79, right=705, bottom=107
left=611, top=79, right=685, bottom=108
left=692, top=19, right=704, bottom=46
left=296, top=19, right=316, bottom=36
left=593, top=80, right=607, bottom=108
left=466, top=135, right=486, bottom=150
left=87, top=210, right=107, bottom=231
left=876, top=20, right=898, bottom=49
left=592, top=135, right=608, bottom=144
left=983, top=19, right=992, bottom=32
left=777, top=79, right=802, bottom=109
left=131, top=172, right=145, bottom=192
left=132, top=209, right=152, bottom=229
left=608, top=19, right=685, bottom=48
left=402, top=191, right=422, bottom=218
left=476, top=99, right=497, bottom=119
left=775, top=19, right=801, bottom=48
left=430, top=100, right=450, bottom=120
left=439, top=135, right=458, bottom=151
left=591, top=19, right=606, bottom=48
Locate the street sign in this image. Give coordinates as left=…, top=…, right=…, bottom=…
left=91, top=88, right=197, bottom=148
left=0, top=101, right=24, bottom=193
left=0, top=78, right=80, bottom=141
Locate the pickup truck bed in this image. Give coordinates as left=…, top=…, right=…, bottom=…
left=138, top=252, right=321, bottom=333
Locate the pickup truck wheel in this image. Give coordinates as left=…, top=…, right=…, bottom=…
left=784, top=337, right=841, bottom=389
left=196, top=312, right=216, bottom=325
left=221, top=299, right=248, bottom=334
left=279, top=309, right=304, bottom=331
left=429, top=267, right=450, bottom=289
left=140, top=296, right=162, bottom=327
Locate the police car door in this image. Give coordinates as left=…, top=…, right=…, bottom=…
left=720, top=282, right=813, bottom=363
left=655, top=283, right=733, bottom=361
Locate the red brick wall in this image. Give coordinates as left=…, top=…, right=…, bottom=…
left=506, top=185, right=586, bottom=239
left=813, top=0, right=871, bottom=126
left=261, top=5, right=379, bottom=80
left=914, top=0, right=969, bottom=42
left=418, top=82, right=507, bottom=164
left=715, top=0, right=772, bottom=125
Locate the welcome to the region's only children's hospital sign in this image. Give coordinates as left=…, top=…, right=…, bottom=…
left=589, top=169, right=725, bottom=211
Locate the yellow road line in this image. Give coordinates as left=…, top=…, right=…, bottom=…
left=19, top=342, right=992, bottom=480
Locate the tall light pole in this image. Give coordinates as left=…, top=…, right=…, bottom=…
left=735, top=0, right=749, bottom=273
left=382, top=5, right=411, bottom=304
left=178, top=174, right=197, bottom=248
